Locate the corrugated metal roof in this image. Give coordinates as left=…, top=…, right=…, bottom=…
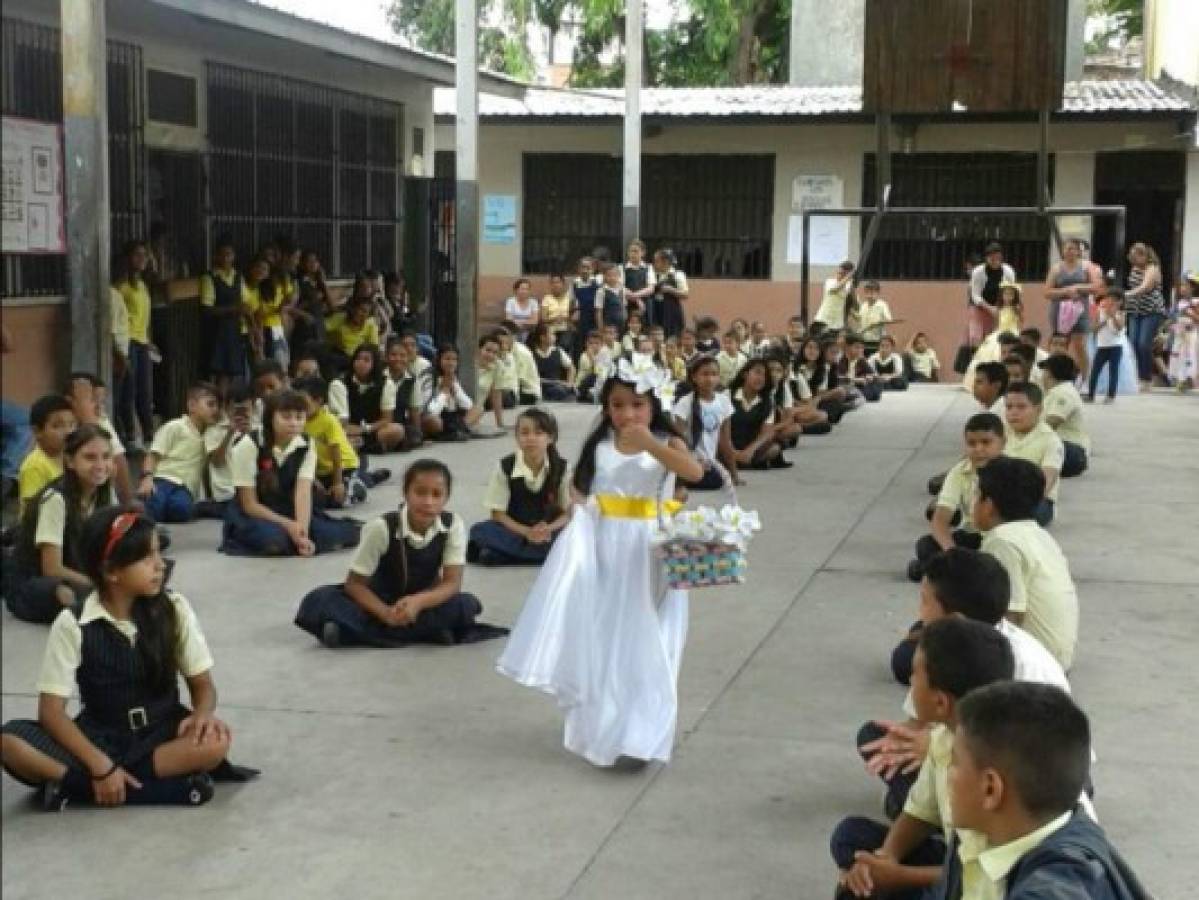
left=434, top=79, right=1195, bottom=119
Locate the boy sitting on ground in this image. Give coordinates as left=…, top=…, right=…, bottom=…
left=138, top=382, right=221, bottom=523
left=1002, top=384, right=1063, bottom=527
left=831, top=618, right=1014, bottom=899
left=938, top=682, right=1147, bottom=900
left=905, top=333, right=940, bottom=383
left=976, top=457, right=1079, bottom=671
left=1038, top=354, right=1089, bottom=478
left=17, top=396, right=76, bottom=513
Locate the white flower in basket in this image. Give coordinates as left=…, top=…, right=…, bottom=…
left=717, top=505, right=762, bottom=548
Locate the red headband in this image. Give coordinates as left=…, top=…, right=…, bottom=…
left=101, top=512, right=140, bottom=564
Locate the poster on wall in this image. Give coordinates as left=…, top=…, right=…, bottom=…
left=2, top=116, right=65, bottom=254
left=786, top=174, right=849, bottom=265
left=482, top=194, right=517, bottom=245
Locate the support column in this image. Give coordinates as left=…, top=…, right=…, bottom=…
left=62, top=0, right=111, bottom=383
left=454, top=0, right=479, bottom=390
left=622, top=0, right=643, bottom=250
left=789, top=0, right=863, bottom=87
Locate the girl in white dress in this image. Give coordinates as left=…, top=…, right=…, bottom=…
left=497, top=368, right=703, bottom=767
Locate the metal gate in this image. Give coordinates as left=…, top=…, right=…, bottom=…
left=404, top=177, right=456, bottom=344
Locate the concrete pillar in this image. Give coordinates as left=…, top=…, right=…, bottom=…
left=1183, top=151, right=1199, bottom=277
left=789, top=0, right=863, bottom=87
left=61, top=0, right=111, bottom=383
left=454, top=0, right=479, bottom=390
left=622, top=0, right=642, bottom=250
left=1064, top=0, right=1087, bottom=82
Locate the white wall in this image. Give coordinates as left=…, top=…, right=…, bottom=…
left=1147, top=0, right=1199, bottom=86
left=1184, top=152, right=1199, bottom=273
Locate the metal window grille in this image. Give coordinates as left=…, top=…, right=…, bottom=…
left=522, top=153, right=775, bottom=279
left=147, top=69, right=197, bottom=127
left=205, top=62, right=402, bottom=277
left=2, top=17, right=145, bottom=297
left=861, top=152, right=1055, bottom=281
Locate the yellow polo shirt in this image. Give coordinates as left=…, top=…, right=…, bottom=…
left=38, top=592, right=213, bottom=697
left=149, top=416, right=209, bottom=497
left=304, top=407, right=359, bottom=476
left=1005, top=422, right=1065, bottom=502
left=332, top=318, right=380, bottom=356
left=902, top=724, right=958, bottom=844
left=936, top=457, right=980, bottom=532
left=482, top=454, right=571, bottom=514
left=1043, top=383, right=1090, bottom=454
left=982, top=520, right=1079, bottom=670
left=717, top=350, right=746, bottom=387
left=117, top=278, right=152, bottom=344
left=18, top=447, right=63, bottom=512
left=541, top=293, right=571, bottom=334
left=957, top=812, right=1072, bottom=900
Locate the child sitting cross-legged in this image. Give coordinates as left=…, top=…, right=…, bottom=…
left=294, top=376, right=371, bottom=508
left=1002, top=383, right=1063, bottom=527
left=137, top=382, right=221, bottom=523
left=907, top=413, right=1005, bottom=583
left=195, top=384, right=254, bottom=520
left=1037, top=354, right=1089, bottom=478
left=526, top=324, right=576, bottom=402
left=1, top=507, right=255, bottom=811
left=870, top=336, right=908, bottom=391
left=766, top=356, right=832, bottom=436
left=729, top=359, right=794, bottom=470
left=295, top=460, right=508, bottom=648
left=937, top=682, right=1147, bottom=900
left=976, top=456, right=1079, bottom=672
left=905, top=333, right=940, bottom=383
left=840, top=336, right=881, bottom=403
left=672, top=355, right=737, bottom=489
left=830, top=618, right=1015, bottom=900
left=18, top=395, right=77, bottom=514
left=716, top=329, right=748, bottom=388
left=467, top=409, right=572, bottom=566
left=334, top=344, right=407, bottom=455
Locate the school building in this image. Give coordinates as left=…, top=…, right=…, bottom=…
left=1, top=0, right=520, bottom=404
left=434, top=80, right=1198, bottom=367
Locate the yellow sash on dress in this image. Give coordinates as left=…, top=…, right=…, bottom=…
left=595, top=495, right=683, bottom=519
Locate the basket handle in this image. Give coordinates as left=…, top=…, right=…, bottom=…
left=655, top=456, right=741, bottom=532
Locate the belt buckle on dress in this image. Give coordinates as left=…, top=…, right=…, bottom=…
left=128, top=707, right=148, bottom=731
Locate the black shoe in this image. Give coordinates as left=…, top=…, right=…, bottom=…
left=429, top=628, right=456, bottom=646
left=927, top=475, right=944, bottom=496
left=185, top=773, right=215, bottom=806
left=367, top=468, right=391, bottom=487
left=906, top=559, right=924, bottom=583
left=466, top=540, right=480, bottom=564
left=156, top=526, right=172, bottom=552
left=320, top=621, right=342, bottom=649
left=39, top=780, right=68, bottom=812
left=768, top=455, right=793, bottom=469
left=612, top=755, right=649, bottom=772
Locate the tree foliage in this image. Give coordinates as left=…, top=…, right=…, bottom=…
left=386, top=0, right=792, bottom=87
left=1085, top=0, right=1143, bottom=53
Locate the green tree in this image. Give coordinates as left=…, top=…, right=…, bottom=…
left=1085, top=0, right=1144, bottom=53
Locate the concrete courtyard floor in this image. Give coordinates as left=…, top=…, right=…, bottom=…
left=2, top=385, right=1197, bottom=899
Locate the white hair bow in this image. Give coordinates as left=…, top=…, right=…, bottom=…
left=617, top=356, right=669, bottom=398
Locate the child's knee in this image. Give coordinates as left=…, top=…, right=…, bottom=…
left=197, top=732, right=232, bottom=770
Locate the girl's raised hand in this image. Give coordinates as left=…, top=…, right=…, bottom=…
left=93, top=766, right=142, bottom=806
left=178, top=713, right=231, bottom=746
left=617, top=423, right=657, bottom=454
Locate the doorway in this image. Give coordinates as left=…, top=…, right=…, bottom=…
left=1093, top=151, right=1186, bottom=293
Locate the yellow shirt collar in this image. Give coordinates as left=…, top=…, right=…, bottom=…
left=395, top=504, right=450, bottom=542
left=511, top=453, right=550, bottom=487
left=733, top=389, right=763, bottom=410
left=963, top=811, right=1073, bottom=885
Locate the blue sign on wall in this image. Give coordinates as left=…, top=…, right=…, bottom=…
left=483, top=194, right=517, bottom=245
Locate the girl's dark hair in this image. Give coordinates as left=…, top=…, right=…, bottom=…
left=426, top=344, right=459, bottom=394
left=517, top=408, right=566, bottom=511
left=350, top=343, right=384, bottom=384
left=80, top=506, right=178, bottom=693
left=764, top=354, right=791, bottom=408
left=112, top=240, right=148, bottom=285
left=403, top=458, right=453, bottom=495
left=683, top=355, right=720, bottom=451
left=573, top=377, right=678, bottom=495
left=526, top=323, right=552, bottom=350
left=729, top=358, right=769, bottom=400
left=258, top=389, right=310, bottom=498
left=19, top=424, right=115, bottom=573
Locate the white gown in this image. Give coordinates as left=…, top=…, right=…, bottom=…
left=497, top=438, right=688, bottom=767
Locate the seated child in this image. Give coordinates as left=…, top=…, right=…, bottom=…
left=870, top=336, right=908, bottom=391
left=1047, top=331, right=1070, bottom=357
left=831, top=618, right=1014, bottom=900
left=864, top=549, right=1074, bottom=820
left=138, top=382, right=220, bottom=523
left=383, top=337, right=425, bottom=447
left=295, top=376, right=369, bottom=507
left=1002, top=383, right=1063, bottom=527
left=976, top=457, right=1079, bottom=670
left=907, top=412, right=1004, bottom=582
left=18, top=395, right=77, bottom=513
left=673, top=355, right=736, bottom=489
left=766, top=356, right=832, bottom=437
left=784, top=315, right=807, bottom=358
left=925, top=363, right=1010, bottom=499
left=467, top=409, right=571, bottom=565
left=660, top=336, right=687, bottom=383
left=728, top=360, right=793, bottom=470
left=1019, top=327, right=1048, bottom=368
left=601, top=324, right=623, bottom=364
left=905, top=333, right=940, bottom=383
left=748, top=321, right=771, bottom=358
left=249, top=358, right=287, bottom=428
left=1038, top=354, right=1089, bottom=478
left=939, top=683, right=1146, bottom=899
left=295, top=460, right=506, bottom=648
left=328, top=296, right=380, bottom=368
left=196, top=385, right=253, bottom=519
left=575, top=331, right=610, bottom=403
left=679, top=328, right=699, bottom=366
left=336, top=344, right=406, bottom=454
left=621, top=312, right=645, bottom=356
left=220, top=389, right=361, bottom=557
left=695, top=316, right=720, bottom=355
left=491, top=327, right=523, bottom=408
left=527, top=324, right=577, bottom=402
left=500, top=320, right=542, bottom=405
left=716, top=330, right=748, bottom=388
left=65, top=373, right=133, bottom=504
left=795, top=338, right=848, bottom=423
left=1, top=507, right=247, bottom=810
left=423, top=339, right=505, bottom=440
left=840, top=336, right=881, bottom=402
left=648, top=324, right=667, bottom=359
left=6, top=425, right=115, bottom=624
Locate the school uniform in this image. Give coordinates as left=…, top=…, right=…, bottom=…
left=857, top=299, right=893, bottom=349
left=982, top=520, right=1079, bottom=670
left=839, top=356, right=882, bottom=402
left=541, top=292, right=573, bottom=348
left=870, top=351, right=908, bottom=390
left=650, top=267, right=688, bottom=337
left=596, top=286, right=626, bottom=331
left=912, top=457, right=985, bottom=568
left=511, top=341, right=543, bottom=405
left=493, top=352, right=520, bottom=408
left=729, top=390, right=777, bottom=468
left=468, top=454, right=571, bottom=565
left=4, top=484, right=110, bottom=623
left=304, top=407, right=362, bottom=499
left=1043, top=382, right=1089, bottom=478
left=295, top=507, right=484, bottom=647
left=17, top=447, right=62, bottom=514
left=797, top=362, right=846, bottom=423
left=1, top=591, right=225, bottom=804
left=574, top=351, right=608, bottom=402
left=784, top=373, right=833, bottom=435
left=339, top=376, right=398, bottom=455
left=425, top=377, right=474, bottom=439
left=200, top=268, right=250, bottom=379
left=146, top=416, right=209, bottom=523
left=716, top=350, right=747, bottom=388
left=570, top=277, right=601, bottom=356
left=1005, top=423, right=1065, bottom=525
left=907, top=348, right=940, bottom=382
left=532, top=346, right=576, bottom=401
left=621, top=262, right=654, bottom=318
left=116, top=277, right=154, bottom=443
left=195, top=419, right=242, bottom=519
left=220, top=432, right=360, bottom=556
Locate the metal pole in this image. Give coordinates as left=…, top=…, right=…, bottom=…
left=622, top=0, right=642, bottom=253
left=800, top=210, right=811, bottom=323
left=62, top=0, right=111, bottom=384
left=454, top=0, right=479, bottom=391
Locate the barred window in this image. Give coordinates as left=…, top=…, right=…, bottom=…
left=861, top=153, right=1055, bottom=280
left=206, top=62, right=403, bottom=276
left=522, top=153, right=774, bottom=278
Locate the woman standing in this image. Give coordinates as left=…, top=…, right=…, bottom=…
left=1125, top=243, right=1168, bottom=391
left=1044, top=238, right=1104, bottom=383
left=968, top=243, right=1016, bottom=348
left=113, top=241, right=155, bottom=449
